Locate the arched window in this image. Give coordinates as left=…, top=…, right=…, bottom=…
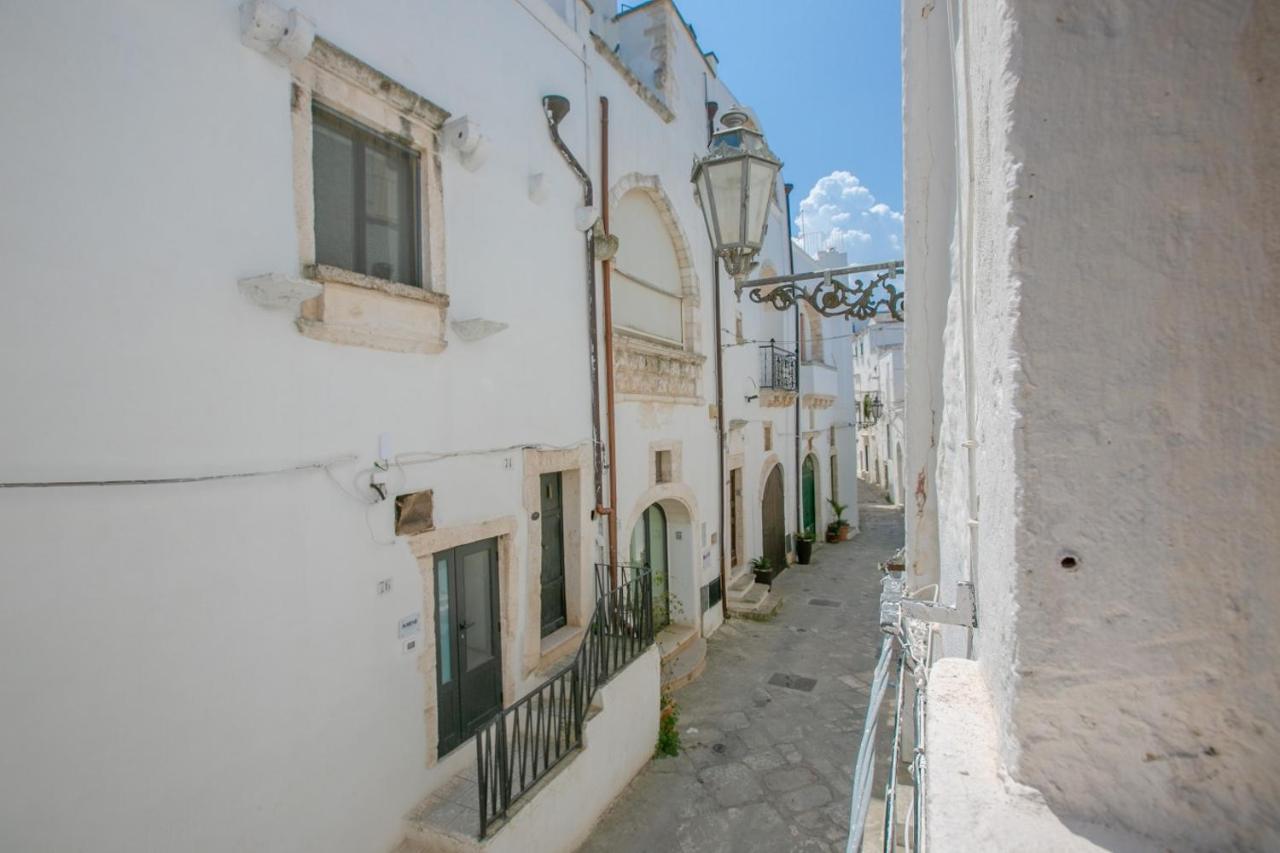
left=613, top=190, right=683, bottom=344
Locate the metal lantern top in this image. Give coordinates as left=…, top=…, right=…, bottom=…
left=691, top=106, right=783, bottom=278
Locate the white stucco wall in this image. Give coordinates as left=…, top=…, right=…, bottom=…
left=904, top=0, right=1280, bottom=848
left=489, top=646, right=659, bottom=853
left=0, top=3, right=851, bottom=851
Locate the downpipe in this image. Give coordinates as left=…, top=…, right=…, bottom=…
left=541, top=94, right=608, bottom=526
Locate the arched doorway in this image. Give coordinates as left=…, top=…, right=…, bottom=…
left=629, top=503, right=669, bottom=629
left=801, top=454, right=817, bottom=536
left=761, top=464, right=787, bottom=573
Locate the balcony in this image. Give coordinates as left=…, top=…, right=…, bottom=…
left=758, top=341, right=797, bottom=407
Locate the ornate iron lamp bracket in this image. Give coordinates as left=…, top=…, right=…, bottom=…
left=736, top=259, right=904, bottom=321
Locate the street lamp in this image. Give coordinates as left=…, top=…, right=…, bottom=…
left=691, top=106, right=905, bottom=321
left=691, top=107, right=783, bottom=279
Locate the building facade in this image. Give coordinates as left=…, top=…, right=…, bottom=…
left=852, top=317, right=905, bottom=503
left=0, top=2, right=857, bottom=851
left=902, top=1, right=1279, bottom=849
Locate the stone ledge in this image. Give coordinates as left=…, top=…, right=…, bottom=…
left=298, top=266, right=448, bottom=354
left=925, top=659, right=1158, bottom=852
left=759, top=389, right=797, bottom=408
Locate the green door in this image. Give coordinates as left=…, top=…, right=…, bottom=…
left=802, top=455, right=817, bottom=535
left=629, top=503, right=670, bottom=629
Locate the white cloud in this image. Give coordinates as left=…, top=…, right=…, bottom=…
left=793, top=170, right=904, bottom=262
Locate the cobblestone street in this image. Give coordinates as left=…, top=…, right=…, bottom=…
left=579, top=480, right=903, bottom=852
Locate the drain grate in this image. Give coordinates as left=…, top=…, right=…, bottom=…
left=808, top=597, right=843, bottom=607
left=768, top=672, right=818, bottom=692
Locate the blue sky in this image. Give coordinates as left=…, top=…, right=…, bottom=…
left=673, top=0, right=904, bottom=262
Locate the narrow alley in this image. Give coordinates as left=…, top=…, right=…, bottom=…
left=580, top=480, right=903, bottom=852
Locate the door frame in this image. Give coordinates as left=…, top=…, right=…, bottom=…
left=408, top=515, right=518, bottom=768
left=433, top=537, right=503, bottom=758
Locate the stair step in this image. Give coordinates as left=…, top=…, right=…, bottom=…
left=727, top=570, right=755, bottom=594
left=727, top=587, right=783, bottom=622
left=656, top=623, right=698, bottom=663
left=727, top=581, right=769, bottom=606
left=660, top=635, right=706, bottom=692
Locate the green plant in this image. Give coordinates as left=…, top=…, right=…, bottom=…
left=750, top=555, right=772, bottom=571
left=798, top=526, right=816, bottom=542
left=655, top=696, right=681, bottom=757
left=826, top=520, right=841, bottom=536
left=827, top=497, right=849, bottom=525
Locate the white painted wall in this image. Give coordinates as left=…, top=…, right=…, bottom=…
left=904, top=0, right=1280, bottom=847
left=0, top=3, right=856, bottom=851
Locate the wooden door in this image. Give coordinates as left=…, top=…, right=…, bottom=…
left=434, top=537, right=502, bottom=757
left=539, top=472, right=567, bottom=637
left=762, top=465, right=787, bottom=573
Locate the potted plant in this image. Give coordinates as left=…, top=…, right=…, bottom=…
left=750, top=555, right=774, bottom=587
left=796, top=527, right=815, bottom=564
left=827, top=498, right=852, bottom=541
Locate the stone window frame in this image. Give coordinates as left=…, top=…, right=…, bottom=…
left=648, top=440, right=682, bottom=487
left=520, top=445, right=594, bottom=680
left=291, top=39, right=450, bottom=354
left=608, top=173, right=706, bottom=403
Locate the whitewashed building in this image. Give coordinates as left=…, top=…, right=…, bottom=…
left=901, top=1, right=1279, bottom=850
left=851, top=317, right=905, bottom=503
left=0, top=2, right=858, bottom=852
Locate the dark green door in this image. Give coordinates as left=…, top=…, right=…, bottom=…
left=629, top=503, right=670, bottom=629
left=802, top=455, right=817, bottom=535
left=434, top=537, right=502, bottom=757
left=539, top=472, right=567, bottom=637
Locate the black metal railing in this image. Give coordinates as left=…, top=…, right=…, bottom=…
left=759, top=340, right=798, bottom=391
left=475, top=567, right=653, bottom=837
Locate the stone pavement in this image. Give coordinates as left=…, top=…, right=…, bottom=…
left=578, top=480, right=903, bottom=853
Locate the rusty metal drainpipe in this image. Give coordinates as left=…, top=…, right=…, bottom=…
left=541, top=95, right=606, bottom=520
left=600, top=96, right=619, bottom=576
left=786, top=183, right=801, bottom=541
left=706, top=98, right=729, bottom=619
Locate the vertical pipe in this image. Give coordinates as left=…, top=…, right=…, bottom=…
left=707, top=95, right=729, bottom=619
left=600, top=96, right=619, bottom=574
left=785, top=184, right=801, bottom=540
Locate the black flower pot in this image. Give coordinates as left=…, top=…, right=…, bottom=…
left=797, top=538, right=813, bottom=565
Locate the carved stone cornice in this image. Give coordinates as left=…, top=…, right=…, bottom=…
left=802, top=393, right=836, bottom=410
left=614, top=332, right=704, bottom=402
left=759, top=389, right=797, bottom=408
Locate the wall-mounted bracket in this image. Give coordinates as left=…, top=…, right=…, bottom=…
left=736, top=259, right=905, bottom=321
left=900, top=582, right=977, bottom=628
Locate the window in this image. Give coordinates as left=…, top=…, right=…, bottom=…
left=764, top=423, right=773, bottom=452
left=830, top=455, right=838, bottom=502
left=313, top=104, right=421, bottom=287
left=655, top=450, right=672, bottom=484
left=613, top=190, right=683, bottom=344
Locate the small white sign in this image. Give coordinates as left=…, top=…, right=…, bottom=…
left=401, top=637, right=420, bottom=655
left=398, top=612, right=421, bottom=638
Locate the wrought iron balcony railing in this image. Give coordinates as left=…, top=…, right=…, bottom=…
left=474, top=566, right=654, bottom=837
left=759, top=340, right=798, bottom=391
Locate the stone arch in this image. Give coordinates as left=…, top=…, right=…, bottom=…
left=757, top=453, right=782, bottom=505
left=608, top=173, right=701, bottom=352
left=622, top=482, right=701, bottom=629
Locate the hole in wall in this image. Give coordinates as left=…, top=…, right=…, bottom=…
left=1059, top=553, right=1080, bottom=571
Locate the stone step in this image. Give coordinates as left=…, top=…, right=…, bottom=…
left=727, top=580, right=769, bottom=607
left=656, top=622, right=698, bottom=663
left=660, top=635, right=707, bottom=692
left=727, top=569, right=755, bottom=594
left=727, top=587, right=783, bottom=622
